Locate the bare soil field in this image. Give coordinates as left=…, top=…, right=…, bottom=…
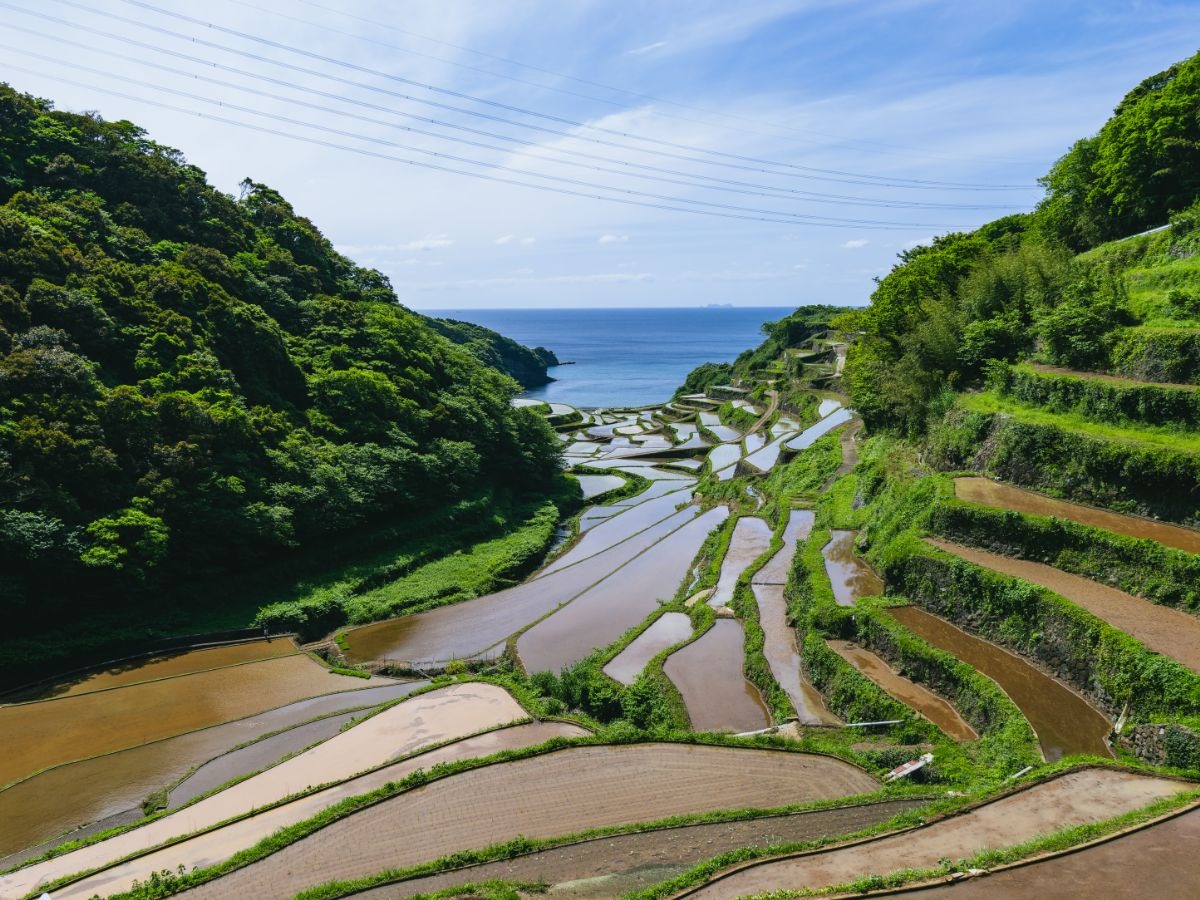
left=886, top=803, right=1200, bottom=898
left=0, top=682, right=421, bottom=861
left=682, top=769, right=1185, bottom=897
left=0, top=654, right=350, bottom=788
left=183, top=744, right=879, bottom=900
left=1, top=683, right=529, bottom=898
left=928, top=538, right=1200, bottom=673
left=356, top=799, right=928, bottom=899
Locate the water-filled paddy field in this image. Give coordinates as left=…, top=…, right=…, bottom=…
left=181, top=744, right=880, bottom=900
left=603, top=612, right=693, bottom=684
left=664, top=620, right=772, bottom=732
left=887, top=606, right=1112, bottom=760
left=708, top=516, right=773, bottom=607
left=821, top=529, right=885, bottom=606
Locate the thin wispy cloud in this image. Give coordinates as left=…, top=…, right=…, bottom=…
left=598, top=234, right=629, bottom=243
left=405, top=234, right=455, bottom=251
left=841, top=239, right=870, bottom=249
left=627, top=40, right=668, bottom=56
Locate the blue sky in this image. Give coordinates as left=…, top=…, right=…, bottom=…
left=1, top=0, right=1197, bottom=308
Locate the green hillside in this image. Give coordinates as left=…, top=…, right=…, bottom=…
left=0, top=84, right=565, bottom=646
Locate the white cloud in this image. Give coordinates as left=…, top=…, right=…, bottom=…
left=494, top=234, right=517, bottom=245
left=903, top=236, right=935, bottom=250
left=627, top=40, right=668, bottom=55
left=598, top=234, right=630, bottom=244
left=404, top=233, right=455, bottom=251
left=520, top=236, right=537, bottom=245
left=841, top=239, right=870, bottom=249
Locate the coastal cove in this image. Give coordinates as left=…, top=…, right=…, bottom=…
left=426, top=307, right=792, bottom=407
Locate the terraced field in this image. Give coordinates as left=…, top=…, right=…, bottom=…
left=182, top=744, right=880, bottom=900
left=682, top=770, right=1187, bottom=896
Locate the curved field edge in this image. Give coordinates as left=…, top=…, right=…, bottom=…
left=633, top=767, right=1200, bottom=899
left=80, top=742, right=887, bottom=900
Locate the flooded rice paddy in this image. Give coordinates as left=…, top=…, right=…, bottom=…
left=6, top=637, right=297, bottom=702
left=753, top=509, right=814, bottom=585
left=754, top=585, right=839, bottom=725
left=683, top=768, right=1185, bottom=898
left=342, top=502, right=701, bottom=664
left=518, top=507, right=728, bottom=673
left=0, top=681, right=422, bottom=859
left=827, top=640, right=977, bottom=741
left=602, top=613, right=693, bottom=685
left=954, top=477, right=1200, bottom=554
left=184, top=744, right=879, bottom=900
left=817, top=398, right=842, bottom=418
left=708, top=516, right=774, bottom=607
left=0, top=653, right=351, bottom=789
left=821, top=529, right=884, bottom=606
left=542, top=488, right=693, bottom=574
left=3, top=684, right=538, bottom=899
left=887, top=606, right=1112, bottom=761
left=785, top=406, right=854, bottom=451
left=888, top=803, right=1200, bottom=899
left=706, top=443, right=742, bottom=476
left=743, top=432, right=795, bottom=473
left=928, top=539, right=1200, bottom=673
left=744, top=432, right=768, bottom=454
left=664, top=620, right=772, bottom=732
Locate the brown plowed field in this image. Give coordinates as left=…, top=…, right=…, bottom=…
left=184, top=744, right=878, bottom=900
left=356, top=800, right=927, bottom=899
left=682, top=769, right=1186, bottom=897
left=928, top=539, right=1200, bottom=673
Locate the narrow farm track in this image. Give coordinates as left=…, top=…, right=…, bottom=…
left=1, top=683, right=531, bottom=899
left=0, top=653, right=354, bottom=788
left=681, top=769, right=1188, bottom=897
left=0, top=682, right=424, bottom=861
left=887, top=803, right=1200, bottom=898
left=353, top=800, right=929, bottom=899
left=927, top=538, right=1200, bottom=673
left=1029, top=362, right=1198, bottom=390
left=953, top=477, right=1200, bottom=554
left=182, top=744, right=879, bottom=900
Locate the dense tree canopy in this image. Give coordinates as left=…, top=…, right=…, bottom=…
left=0, top=84, right=562, bottom=625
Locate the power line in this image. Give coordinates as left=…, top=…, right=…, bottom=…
left=4, top=63, right=953, bottom=230
left=90, top=0, right=1032, bottom=191
left=231, top=0, right=1034, bottom=167
left=5, top=24, right=1022, bottom=214
left=15, top=0, right=1026, bottom=195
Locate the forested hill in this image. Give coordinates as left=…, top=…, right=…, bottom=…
left=0, top=83, right=563, bottom=626
left=428, top=317, right=560, bottom=387
left=840, top=49, right=1200, bottom=434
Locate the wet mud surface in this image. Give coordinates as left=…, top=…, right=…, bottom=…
left=708, top=517, right=774, bottom=607
left=756, top=585, right=840, bottom=725
left=928, top=539, right=1200, bottom=674
left=954, top=477, right=1200, bottom=554
left=664, top=620, right=772, bottom=732
left=821, top=530, right=884, bottom=606
left=0, top=681, right=421, bottom=859
left=828, top=641, right=977, bottom=741
left=684, top=769, right=1185, bottom=897
left=887, top=607, right=1112, bottom=761
left=185, top=744, right=880, bottom=900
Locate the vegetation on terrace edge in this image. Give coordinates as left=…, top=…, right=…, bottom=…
left=0, top=83, right=567, bottom=662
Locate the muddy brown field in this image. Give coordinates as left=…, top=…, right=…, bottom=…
left=683, top=769, right=1187, bottom=897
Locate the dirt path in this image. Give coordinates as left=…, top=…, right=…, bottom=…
left=821, top=417, right=863, bottom=490
left=928, top=539, right=1200, bottom=673
left=828, top=641, right=977, bottom=741
left=682, top=769, right=1185, bottom=897
left=885, top=803, right=1200, bottom=898
left=182, top=744, right=879, bottom=900
left=356, top=800, right=927, bottom=899
left=0, top=654, right=352, bottom=788
left=747, top=389, right=780, bottom=435
left=2, top=683, right=529, bottom=898
left=953, top=477, right=1200, bottom=554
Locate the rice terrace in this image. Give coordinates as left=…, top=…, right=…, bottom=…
left=2, top=3, right=1200, bottom=899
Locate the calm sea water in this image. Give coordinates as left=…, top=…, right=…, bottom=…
left=428, top=307, right=792, bottom=408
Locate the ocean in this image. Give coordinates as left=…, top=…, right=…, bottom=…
left=426, top=307, right=794, bottom=408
